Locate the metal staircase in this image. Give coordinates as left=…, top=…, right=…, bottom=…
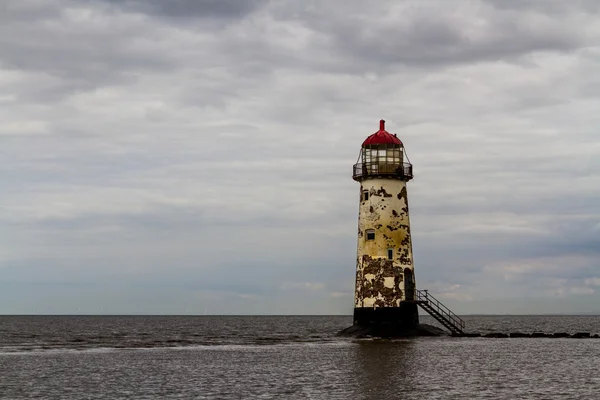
left=416, top=289, right=465, bottom=334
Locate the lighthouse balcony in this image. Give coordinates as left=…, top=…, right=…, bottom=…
left=352, top=162, right=413, bottom=181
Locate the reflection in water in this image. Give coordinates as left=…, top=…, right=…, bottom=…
left=351, top=340, right=417, bottom=399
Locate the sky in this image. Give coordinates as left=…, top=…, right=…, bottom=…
left=1, top=0, right=600, bottom=315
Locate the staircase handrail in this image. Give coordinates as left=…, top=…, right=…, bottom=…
left=416, top=289, right=465, bottom=331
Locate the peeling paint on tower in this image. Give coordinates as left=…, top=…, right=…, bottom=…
left=355, top=178, right=414, bottom=307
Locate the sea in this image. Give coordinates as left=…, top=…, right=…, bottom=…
left=1, top=315, right=600, bottom=399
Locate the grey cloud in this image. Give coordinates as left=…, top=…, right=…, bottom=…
left=0, top=28, right=175, bottom=102
left=93, top=0, right=268, bottom=19
left=482, top=0, right=600, bottom=14
left=339, top=20, right=575, bottom=67
left=283, top=1, right=588, bottom=73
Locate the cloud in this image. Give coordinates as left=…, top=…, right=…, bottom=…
left=237, top=293, right=258, bottom=299
left=551, top=286, right=595, bottom=298
left=330, top=292, right=351, bottom=298
left=433, top=285, right=474, bottom=302
left=280, top=282, right=326, bottom=291
left=93, top=0, right=269, bottom=20
left=585, top=278, right=600, bottom=287
left=1, top=0, right=600, bottom=314
left=280, top=0, right=588, bottom=74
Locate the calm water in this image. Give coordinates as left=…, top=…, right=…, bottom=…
left=1, top=315, right=600, bottom=399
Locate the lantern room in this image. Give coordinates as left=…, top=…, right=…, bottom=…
left=352, top=120, right=413, bottom=182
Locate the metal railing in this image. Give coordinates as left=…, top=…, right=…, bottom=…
left=416, top=289, right=465, bottom=332
left=352, top=162, right=413, bottom=181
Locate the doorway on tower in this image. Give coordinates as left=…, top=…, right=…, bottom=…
left=404, top=268, right=415, bottom=301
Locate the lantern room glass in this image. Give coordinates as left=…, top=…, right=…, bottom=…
left=362, top=144, right=403, bottom=175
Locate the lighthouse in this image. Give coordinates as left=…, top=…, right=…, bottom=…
left=351, top=120, right=418, bottom=330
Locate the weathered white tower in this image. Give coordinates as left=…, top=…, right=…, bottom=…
left=352, top=120, right=418, bottom=329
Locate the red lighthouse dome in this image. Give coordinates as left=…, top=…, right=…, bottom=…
left=362, top=120, right=402, bottom=146
left=353, top=119, right=413, bottom=182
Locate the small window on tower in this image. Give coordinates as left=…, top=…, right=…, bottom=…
left=387, top=248, right=394, bottom=260
left=362, top=191, right=369, bottom=201
left=366, top=229, right=375, bottom=241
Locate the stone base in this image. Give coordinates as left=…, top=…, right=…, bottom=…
left=338, top=302, right=447, bottom=338
left=353, top=302, right=419, bottom=327
left=337, top=322, right=447, bottom=338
